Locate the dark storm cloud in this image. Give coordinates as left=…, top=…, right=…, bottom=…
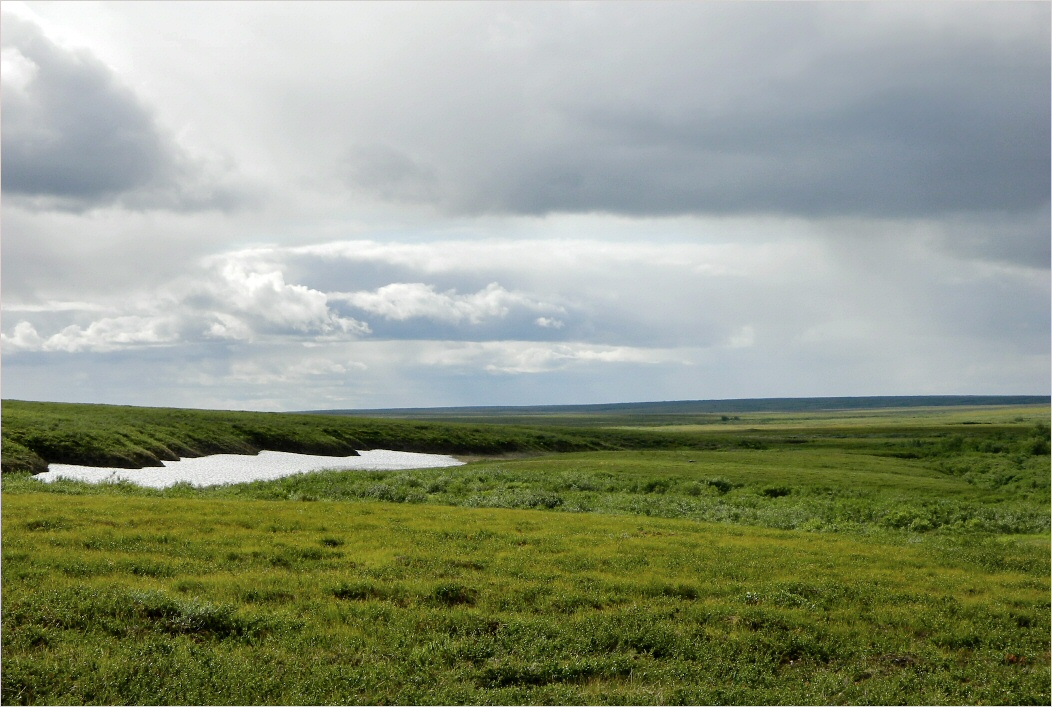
left=338, top=3, right=1049, bottom=223
left=494, top=78, right=1049, bottom=220
left=0, top=14, right=242, bottom=211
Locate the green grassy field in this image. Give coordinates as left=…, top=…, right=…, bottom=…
left=2, top=400, right=1049, bottom=704
left=305, top=396, right=1049, bottom=427
left=0, top=399, right=727, bottom=474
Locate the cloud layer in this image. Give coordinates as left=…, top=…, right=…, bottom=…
left=1, top=3, right=1048, bottom=410
left=4, top=234, right=1046, bottom=407
left=1, top=13, right=244, bottom=211
left=321, top=3, right=1051, bottom=220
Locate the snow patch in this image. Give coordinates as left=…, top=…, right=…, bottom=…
left=33, top=449, right=464, bottom=489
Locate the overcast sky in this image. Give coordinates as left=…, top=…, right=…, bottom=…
left=2, top=1, right=1049, bottom=411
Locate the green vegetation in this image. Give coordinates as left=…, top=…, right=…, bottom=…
left=307, top=395, right=1050, bottom=427
left=1, top=399, right=722, bottom=474
left=9, top=446, right=1047, bottom=537
left=4, top=399, right=1048, bottom=474
left=2, top=400, right=1049, bottom=704
left=4, top=496, right=1049, bottom=705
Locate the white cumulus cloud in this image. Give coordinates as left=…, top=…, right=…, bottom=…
left=1, top=321, right=45, bottom=351
left=1, top=256, right=373, bottom=353
left=331, top=281, right=558, bottom=325
left=2, top=316, right=179, bottom=353
left=202, top=258, right=369, bottom=337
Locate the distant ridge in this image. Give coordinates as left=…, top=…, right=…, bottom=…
left=305, top=395, right=1050, bottom=417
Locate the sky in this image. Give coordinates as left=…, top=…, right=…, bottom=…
left=1, top=1, right=1049, bottom=412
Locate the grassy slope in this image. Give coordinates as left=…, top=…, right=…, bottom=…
left=2, top=401, right=1049, bottom=704
left=0, top=400, right=721, bottom=474
left=5, top=402, right=1046, bottom=536
left=9, top=446, right=1046, bottom=536
left=3, top=495, right=1048, bottom=705
left=3, top=400, right=1048, bottom=473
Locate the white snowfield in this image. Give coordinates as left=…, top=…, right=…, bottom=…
left=33, top=449, right=465, bottom=489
